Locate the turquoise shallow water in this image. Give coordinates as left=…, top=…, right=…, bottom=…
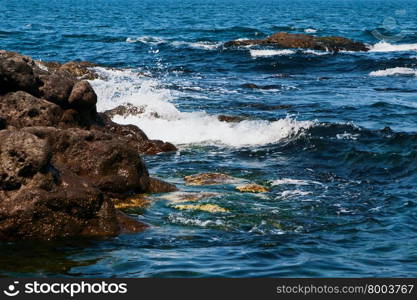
left=1, top=0, right=417, bottom=277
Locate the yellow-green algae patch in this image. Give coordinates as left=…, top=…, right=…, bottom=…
left=236, top=184, right=269, bottom=193
left=113, top=196, right=151, bottom=209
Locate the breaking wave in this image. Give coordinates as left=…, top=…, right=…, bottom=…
left=90, top=67, right=314, bottom=147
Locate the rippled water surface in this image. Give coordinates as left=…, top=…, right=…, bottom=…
left=1, top=0, right=417, bottom=277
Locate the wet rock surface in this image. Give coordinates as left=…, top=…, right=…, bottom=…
left=225, top=32, right=369, bottom=52
left=184, top=173, right=241, bottom=186
left=236, top=184, right=269, bottom=193
left=0, top=50, right=176, bottom=241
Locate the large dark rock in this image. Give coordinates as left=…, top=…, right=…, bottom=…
left=224, top=32, right=369, bottom=52
left=0, top=55, right=40, bottom=95
left=0, top=130, right=50, bottom=191
left=38, top=74, right=75, bottom=106
left=0, top=50, right=177, bottom=241
left=0, top=91, right=63, bottom=128
left=68, top=81, right=97, bottom=110
left=0, top=129, right=133, bottom=241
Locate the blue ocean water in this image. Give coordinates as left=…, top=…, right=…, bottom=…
left=1, top=0, right=417, bottom=277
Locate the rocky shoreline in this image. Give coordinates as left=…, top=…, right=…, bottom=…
left=0, top=31, right=368, bottom=241
left=0, top=50, right=177, bottom=241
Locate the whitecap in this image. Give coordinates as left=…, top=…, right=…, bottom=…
left=369, top=41, right=417, bottom=53
left=126, top=36, right=165, bottom=45
left=369, top=67, right=417, bottom=77
left=271, top=178, right=323, bottom=186
left=304, top=28, right=317, bottom=33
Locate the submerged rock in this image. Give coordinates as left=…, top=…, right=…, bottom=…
left=225, top=32, right=369, bottom=52
left=147, top=177, right=178, bottom=193
left=236, top=184, right=269, bottom=193
left=244, top=103, right=293, bottom=111
left=184, top=173, right=241, bottom=186
left=0, top=50, right=176, bottom=241
left=173, top=204, right=229, bottom=213
left=162, top=192, right=218, bottom=203
left=241, top=83, right=282, bottom=90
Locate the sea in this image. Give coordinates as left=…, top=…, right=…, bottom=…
left=1, top=0, right=417, bottom=277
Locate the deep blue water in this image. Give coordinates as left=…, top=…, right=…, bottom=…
left=1, top=0, right=417, bottom=277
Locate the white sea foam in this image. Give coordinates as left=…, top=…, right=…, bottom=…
left=90, top=67, right=314, bottom=147
left=168, top=215, right=225, bottom=228
left=303, top=49, right=329, bottom=56
left=336, top=132, right=360, bottom=140
left=250, top=49, right=296, bottom=57
left=271, top=178, right=323, bottom=186
left=171, top=41, right=221, bottom=50
left=304, top=28, right=317, bottom=33
left=280, top=190, right=312, bottom=197
left=369, top=41, right=417, bottom=53
left=126, top=36, right=220, bottom=50
left=369, top=67, right=417, bottom=77
left=126, top=36, right=165, bottom=45
left=250, top=48, right=330, bottom=57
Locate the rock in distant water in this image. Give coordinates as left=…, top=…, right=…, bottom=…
left=0, top=50, right=176, bottom=241
left=224, top=32, right=369, bottom=52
